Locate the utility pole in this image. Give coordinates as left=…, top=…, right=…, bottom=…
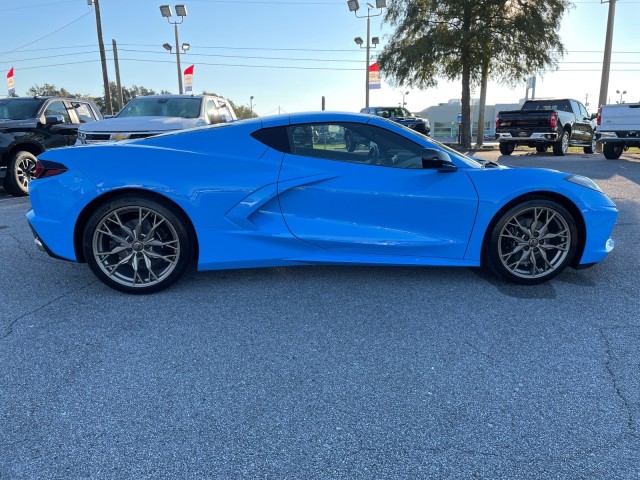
left=91, top=0, right=113, bottom=115
left=112, top=39, right=124, bottom=111
left=598, top=0, right=616, bottom=108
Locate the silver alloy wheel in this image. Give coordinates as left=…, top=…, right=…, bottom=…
left=497, top=205, right=571, bottom=279
left=16, top=155, right=36, bottom=190
left=91, top=205, right=181, bottom=288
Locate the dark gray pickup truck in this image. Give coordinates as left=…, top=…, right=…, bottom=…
left=0, top=96, right=102, bottom=196
left=495, top=99, right=597, bottom=156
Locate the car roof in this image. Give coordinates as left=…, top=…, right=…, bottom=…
left=127, top=94, right=221, bottom=100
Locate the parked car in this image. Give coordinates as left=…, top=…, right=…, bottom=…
left=361, top=106, right=431, bottom=136
left=27, top=112, right=617, bottom=294
left=495, top=99, right=597, bottom=156
left=75, top=94, right=237, bottom=145
left=0, top=96, right=102, bottom=195
left=595, top=103, right=640, bottom=159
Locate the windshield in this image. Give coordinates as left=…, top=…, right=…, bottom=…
left=376, top=107, right=413, bottom=118
left=117, top=97, right=202, bottom=118
left=0, top=98, right=43, bottom=120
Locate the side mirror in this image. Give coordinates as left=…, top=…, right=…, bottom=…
left=44, top=114, right=64, bottom=125
left=590, top=113, right=598, bottom=120
left=421, top=148, right=457, bottom=172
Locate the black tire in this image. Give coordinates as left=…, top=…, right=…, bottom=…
left=499, top=142, right=515, bottom=156
left=485, top=199, right=578, bottom=285
left=5, top=151, right=37, bottom=196
left=584, top=133, right=597, bottom=154
left=345, top=131, right=356, bottom=152
left=82, top=195, right=193, bottom=294
left=553, top=130, right=570, bottom=156
left=603, top=142, right=623, bottom=160
left=535, top=145, right=548, bottom=153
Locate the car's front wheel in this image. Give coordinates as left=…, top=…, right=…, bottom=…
left=5, top=150, right=37, bottom=196
left=486, top=199, right=578, bottom=284
left=83, top=195, right=193, bottom=294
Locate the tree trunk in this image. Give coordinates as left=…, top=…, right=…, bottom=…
left=460, top=62, right=472, bottom=149
left=476, top=59, right=489, bottom=146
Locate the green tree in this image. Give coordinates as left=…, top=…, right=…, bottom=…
left=26, top=83, right=82, bottom=98
left=378, top=0, right=570, bottom=148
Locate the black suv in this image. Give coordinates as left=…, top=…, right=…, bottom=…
left=360, top=106, right=430, bottom=136
left=0, top=96, right=103, bottom=196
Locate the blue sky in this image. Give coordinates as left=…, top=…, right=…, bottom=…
left=1, top=0, right=639, bottom=116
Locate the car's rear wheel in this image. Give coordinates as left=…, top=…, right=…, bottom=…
left=345, top=131, right=356, bottom=152
left=486, top=199, right=577, bottom=285
left=584, top=133, right=597, bottom=154
left=603, top=142, right=624, bottom=160
left=5, top=151, right=37, bottom=196
left=535, top=145, right=548, bottom=153
left=499, top=142, right=515, bottom=155
left=553, top=130, right=570, bottom=156
left=83, top=196, right=192, bottom=294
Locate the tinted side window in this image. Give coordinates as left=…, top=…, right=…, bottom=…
left=287, top=122, right=426, bottom=169
left=44, top=101, right=70, bottom=123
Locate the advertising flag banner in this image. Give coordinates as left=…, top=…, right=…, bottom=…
left=7, top=67, right=15, bottom=96
left=184, top=64, right=194, bottom=93
left=368, top=62, right=380, bottom=90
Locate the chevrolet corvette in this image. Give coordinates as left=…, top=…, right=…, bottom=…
left=26, top=112, right=618, bottom=294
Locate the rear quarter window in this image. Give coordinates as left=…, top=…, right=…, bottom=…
left=251, top=127, right=291, bottom=153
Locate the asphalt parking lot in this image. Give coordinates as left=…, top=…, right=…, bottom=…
left=1, top=149, right=639, bottom=479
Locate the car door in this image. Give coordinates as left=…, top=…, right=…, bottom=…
left=277, top=122, right=479, bottom=259
left=40, top=100, right=79, bottom=147
left=570, top=100, right=591, bottom=142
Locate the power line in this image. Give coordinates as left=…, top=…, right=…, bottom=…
left=0, top=10, right=94, bottom=58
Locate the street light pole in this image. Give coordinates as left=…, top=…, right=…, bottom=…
left=402, top=90, right=409, bottom=107
left=160, top=5, right=188, bottom=94
left=347, top=0, right=386, bottom=108
left=173, top=22, right=183, bottom=94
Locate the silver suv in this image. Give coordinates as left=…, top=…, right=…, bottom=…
left=76, top=94, right=237, bottom=145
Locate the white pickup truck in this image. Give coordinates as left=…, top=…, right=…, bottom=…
left=596, top=103, right=640, bottom=159
left=76, top=94, right=237, bottom=145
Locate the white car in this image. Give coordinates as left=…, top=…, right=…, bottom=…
left=76, top=94, right=237, bottom=145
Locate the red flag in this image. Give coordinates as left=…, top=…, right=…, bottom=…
left=7, top=67, right=15, bottom=95
left=184, top=64, right=194, bottom=93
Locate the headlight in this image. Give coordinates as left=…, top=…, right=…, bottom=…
left=565, top=175, right=603, bottom=192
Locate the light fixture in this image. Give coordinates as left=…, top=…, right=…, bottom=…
left=160, top=5, right=189, bottom=94
left=347, top=0, right=386, bottom=108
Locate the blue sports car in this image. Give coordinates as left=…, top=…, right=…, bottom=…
left=26, top=112, right=617, bottom=294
